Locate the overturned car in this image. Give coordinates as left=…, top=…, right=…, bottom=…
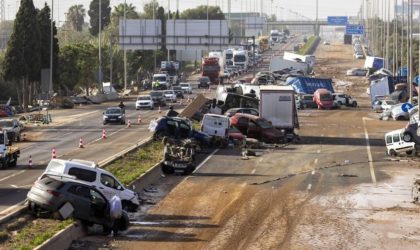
left=161, top=137, right=197, bottom=174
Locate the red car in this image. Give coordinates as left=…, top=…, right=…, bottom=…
left=228, top=126, right=246, bottom=144
left=230, top=114, right=284, bottom=143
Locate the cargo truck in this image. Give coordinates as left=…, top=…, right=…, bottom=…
left=202, top=57, right=223, bottom=84
left=233, top=50, right=248, bottom=70
left=364, top=56, right=385, bottom=70
left=269, top=56, right=311, bottom=74
left=259, top=85, right=299, bottom=140
left=0, top=129, right=20, bottom=168
left=286, top=76, right=334, bottom=94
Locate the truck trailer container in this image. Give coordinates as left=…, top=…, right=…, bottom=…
left=286, top=76, right=334, bottom=94
left=259, top=85, right=299, bottom=140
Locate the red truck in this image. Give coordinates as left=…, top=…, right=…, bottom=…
left=313, top=88, right=334, bottom=109
left=202, top=57, right=222, bottom=84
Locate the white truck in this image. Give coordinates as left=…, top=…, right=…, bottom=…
left=270, top=30, right=281, bottom=43
left=0, top=129, right=20, bottom=168
left=269, top=56, right=311, bottom=74
left=223, top=49, right=234, bottom=66
left=259, top=85, right=299, bottom=140
left=283, top=52, right=316, bottom=66
left=152, top=73, right=170, bottom=90
left=233, top=50, right=248, bottom=70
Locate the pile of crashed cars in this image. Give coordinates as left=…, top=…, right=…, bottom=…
left=26, top=158, right=136, bottom=234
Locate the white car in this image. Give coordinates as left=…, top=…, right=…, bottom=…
left=385, top=129, right=415, bottom=156
left=391, top=103, right=412, bottom=121
left=201, top=114, right=230, bottom=142
left=346, top=68, right=368, bottom=76
left=354, top=52, right=365, bottom=59
left=135, top=95, right=154, bottom=110
left=39, top=159, right=140, bottom=212
left=381, top=100, right=397, bottom=111
left=0, top=118, right=22, bottom=141
left=180, top=83, right=192, bottom=94
left=332, top=93, right=358, bottom=107
left=163, top=90, right=177, bottom=103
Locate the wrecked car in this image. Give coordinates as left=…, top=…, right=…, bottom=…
left=230, top=114, right=284, bottom=144
left=27, top=174, right=130, bottom=233
left=161, top=137, right=197, bottom=174
left=150, top=116, right=210, bottom=146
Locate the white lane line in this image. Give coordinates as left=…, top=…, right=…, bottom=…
left=251, top=169, right=256, bottom=174
left=321, top=134, right=324, bottom=137
left=0, top=201, right=26, bottom=217
left=194, top=149, right=219, bottom=172
left=317, top=149, right=321, bottom=154
left=312, top=170, right=315, bottom=175
left=10, top=185, right=18, bottom=188
left=384, top=183, right=393, bottom=189
left=362, top=117, right=377, bottom=184
left=314, top=158, right=318, bottom=165
left=307, top=184, right=312, bottom=190
left=0, top=170, right=26, bottom=183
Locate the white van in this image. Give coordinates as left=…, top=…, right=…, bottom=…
left=201, top=114, right=230, bottom=142
left=385, top=129, right=415, bottom=156
left=40, top=159, right=140, bottom=212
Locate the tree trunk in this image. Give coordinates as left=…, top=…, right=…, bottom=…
left=15, top=80, right=23, bottom=108
left=22, top=79, right=28, bottom=109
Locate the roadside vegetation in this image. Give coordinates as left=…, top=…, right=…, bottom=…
left=298, top=36, right=320, bottom=55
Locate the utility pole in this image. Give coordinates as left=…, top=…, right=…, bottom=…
left=167, top=0, right=170, bottom=61
left=99, top=0, right=103, bottom=93
left=153, top=0, right=156, bottom=72
left=385, top=0, right=389, bottom=69
left=316, top=0, right=319, bottom=36
left=0, top=0, right=5, bottom=22
left=123, top=0, right=127, bottom=90
left=49, top=0, right=54, bottom=98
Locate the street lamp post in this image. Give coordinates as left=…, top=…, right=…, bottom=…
left=49, top=0, right=53, bottom=99
left=99, top=0, right=103, bottom=93
left=123, top=0, right=127, bottom=90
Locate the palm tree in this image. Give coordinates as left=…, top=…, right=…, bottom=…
left=67, top=5, right=86, bottom=32
left=111, top=3, right=138, bottom=25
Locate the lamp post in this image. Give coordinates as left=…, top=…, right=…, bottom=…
left=123, top=0, right=127, bottom=90
left=99, top=0, right=103, bottom=93
left=49, top=0, right=54, bottom=99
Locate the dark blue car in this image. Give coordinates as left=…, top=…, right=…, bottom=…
left=153, top=116, right=209, bottom=145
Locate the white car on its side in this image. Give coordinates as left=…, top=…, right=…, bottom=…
left=135, top=95, right=154, bottom=110
left=163, top=90, right=177, bottom=103
left=180, top=83, right=192, bottom=94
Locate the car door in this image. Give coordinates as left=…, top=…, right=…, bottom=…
left=66, top=185, right=94, bottom=219
left=236, top=117, right=249, bottom=135
left=247, top=120, right=260, bottom=139
left=89, top=188, right=108, bottom=221
left=99, top=173, right=122, bottom=200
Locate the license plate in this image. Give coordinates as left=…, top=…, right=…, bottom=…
left=174, top=163, right=186, bottom=168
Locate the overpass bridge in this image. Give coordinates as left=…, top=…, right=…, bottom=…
left=266, top=19, right=359, bottom=36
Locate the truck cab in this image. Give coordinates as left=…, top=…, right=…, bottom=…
left=314, top=88, right=334, bottom=109
left=153, top=74, right=170, bottom=90
left=0, top=130, right=20, bottom=168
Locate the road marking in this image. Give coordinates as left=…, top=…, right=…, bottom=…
left=307, top=184, right=312, bottom=190
left=321, top=134, right=324, bottom=137
left=311, top=170, right=315, bottom=175
left=314, top=158, right=318, bottom=164
left=317, top=149, right=321, bottom=154
left=10, top=185, right=18, bottom=188
left=194, top=149, right=219, bottom=172
left=0, top=170, right=26, bottom=183
left=251, top=169, right=256, bottom=174
left=384, top=183, right=393, bottom=189
left=362, top=117, right=377, bottom=184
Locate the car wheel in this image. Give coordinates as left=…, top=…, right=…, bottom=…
left=406, top=150, right=413, bottom=156
left=153, top=130, right=165, bottom=140
left=396, top=116, right=405, bottom=121
left=150, top=106, right=154, bottom=110
left=403, top=132, right=413, bottom=142
left=161, top=163, right=174, bottom=174
left=337, top=101, right=342, bottom=106
left=81, top=220, right=94, bottom=227
left=390, top=150, right=398, bottom=157
left=352, top=102, right=357, bottom=107
left=103, top=121, right=107, bottom=125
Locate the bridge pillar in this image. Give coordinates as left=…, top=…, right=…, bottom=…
left=313, top=24, right=320, bottom=36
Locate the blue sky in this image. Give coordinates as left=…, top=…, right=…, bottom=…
left=5, top=0, right=362, bottom=23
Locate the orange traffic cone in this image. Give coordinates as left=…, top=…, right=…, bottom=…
left=127, top=120, right=131, bottom=128
left=138, top=114, right=142, bottom=124
left=52, top=147, right=56, bottom=159
left=79, top=137, right=84, bottom=148
left=158, top=106, right=162, bottom=113
left=28, top=155, right=33, bottom=168
left=102, top=129, right=107, bottom=139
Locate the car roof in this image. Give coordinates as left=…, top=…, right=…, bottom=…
left=107, top=107, right=121, bottom=110
left=232, top=113, right=260, bottom=120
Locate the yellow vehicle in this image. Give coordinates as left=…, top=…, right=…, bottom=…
left=258, top=36, right=270, bottom=52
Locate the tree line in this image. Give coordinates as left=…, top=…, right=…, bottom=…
left=0, top=0, right=225, bottom=107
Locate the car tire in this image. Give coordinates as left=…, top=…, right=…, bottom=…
left=396, top=116, right=405, bottom=121
left=337, top=101, right=342, bottom=106
left=390, top=150, right=398, bottom=157
left=153, top=130, right=165, bottom=141
left=81, top=220, right=94, bottom=227
left=352, top=102, right=357, bottom=107
left=406, top=150, right=413, bottom=156
left=103, top=122, right=107, bottom=125
left=161, top=163, right=174, bottom=174
left=403, top=132, right=413, bottom=142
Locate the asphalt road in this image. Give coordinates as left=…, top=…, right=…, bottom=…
left=69, top=35, right=420, bottom=249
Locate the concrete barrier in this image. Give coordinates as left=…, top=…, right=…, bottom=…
left=34, top=222, right=86, bottom=250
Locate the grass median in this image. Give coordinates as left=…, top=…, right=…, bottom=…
left=1, top=140, right=164, bottom=249
left=299, top=36, right=319, bottom=55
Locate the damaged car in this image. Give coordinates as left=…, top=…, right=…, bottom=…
left=161, top=137, right=197, bottom=174
left=230, top=114, right=284, bottom=144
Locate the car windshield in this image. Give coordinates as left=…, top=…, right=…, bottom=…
left=303, top=96, right=313, bottom=100
left=0, top=120, right=13, bottom=127
left=173, top=87, right=181, bottom=91
left=137, top=96, right=150, bottom=100
left=320, top=94, right=332, bottom=101
left=150, top=92, right=162, bottom=97
left=256, top=118, right=272, bottom=129
left=106, top=109, right=121, bottom=114
left=180, top=84, right=189, bottom=88
left=153, top=76, right=167, bottom=82
left=234, top=55, right=246, bottom=62
left=200, top=77, right=210, bottom=82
